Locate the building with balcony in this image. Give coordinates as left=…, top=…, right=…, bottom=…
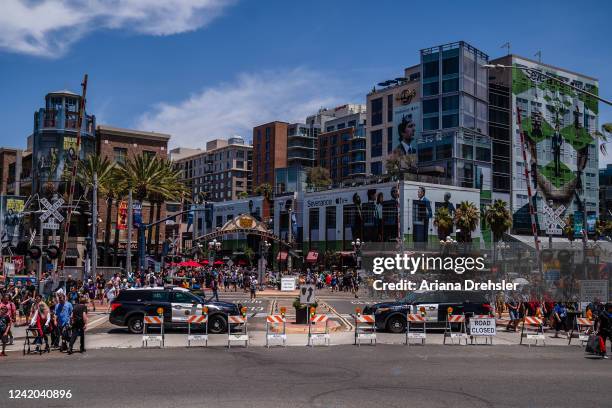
left=32, top=90, right=96, bottom=194
left=173, top=136, right=252, bottom=202
left=317, top=110, right=367, bottom=183
left=287, top=122, right=319, bottom=168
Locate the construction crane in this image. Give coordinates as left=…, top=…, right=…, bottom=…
left=58, top=74, right=88, bottom=274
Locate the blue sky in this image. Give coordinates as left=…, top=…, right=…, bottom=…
left=1, top=0, right=611, bottom=164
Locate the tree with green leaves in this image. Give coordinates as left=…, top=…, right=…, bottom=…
left=306, top=166, right=332, bottom=189
left=433, top=207, right=453, bottom=240
left=254, top=183, right=273, bottom=201
left=484, top=199, right=513, bottom=243
left=454, top=201, right=480, bottom=243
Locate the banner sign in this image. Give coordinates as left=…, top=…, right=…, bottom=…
left=117, top=201, right=128, bottom=230
left=133, top=201, right=142, bottom=227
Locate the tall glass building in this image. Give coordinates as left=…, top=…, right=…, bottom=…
left=418, top=42, right=492, bottom=207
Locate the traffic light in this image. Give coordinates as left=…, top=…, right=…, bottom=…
left=28, top=246, right=42, bottom=260
left=46, top=245, right=60, bottom=260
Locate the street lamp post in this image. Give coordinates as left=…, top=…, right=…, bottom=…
left=351, top=238, right=362, bottom=270
left=258, top=240, right=271, bottom=287
left=208, top=239, right=221, bottom=267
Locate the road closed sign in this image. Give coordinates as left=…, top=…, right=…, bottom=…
left=469, top=317, right=496, bottom=337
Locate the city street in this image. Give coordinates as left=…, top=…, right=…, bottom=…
left=1, top=345, right=609, bottom=408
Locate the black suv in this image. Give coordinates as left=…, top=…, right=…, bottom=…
left=363, top=291, right=492, bottom=333
left=109, top=286, right=241, bottom=334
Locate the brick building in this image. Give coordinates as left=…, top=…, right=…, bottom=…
left=252, top=121, right=288, bottom=188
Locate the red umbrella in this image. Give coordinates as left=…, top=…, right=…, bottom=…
left=213, top=260, right=224, bottom=266
left=185, top=260, right=201, bottom=267
left=200, top=260, right=209, bottom=265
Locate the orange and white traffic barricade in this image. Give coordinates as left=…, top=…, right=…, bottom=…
left=266, top=307, right=287, bottom=347
left=405, top=313, right=426, bottom=345
left=468, top=315, right=496, bottom=345
left=142, top=311, right=164, bottom=348
left=352, top=308, right=376, bottom=346
left=520, top=316, right=545, bottom=347
left=308, top=307, right=330, bottom=346
left=227, top=307, right=248, bottom=348
left=568, top=317, right=594, bottom=346
left=443, top=309, right=468, bottom=345
left=187, top=307, right=209, bottom=347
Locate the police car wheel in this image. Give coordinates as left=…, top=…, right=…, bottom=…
left=128, top=316, right=144, bottom=334
left=387, top=316, right=406, bottom=334
left=208, top=315, right=227, bottom=334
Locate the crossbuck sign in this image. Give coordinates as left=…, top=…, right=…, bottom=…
left=40, top=198, right=65, bottom=230
left=542, top=204, right=566, bottom=235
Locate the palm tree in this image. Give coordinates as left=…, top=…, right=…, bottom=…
left=115, top=155, right=188, bottom=267
left=484, top=200, right=513, bottom=243
left=454, top=201, right=480, bottom=243
left=76, top=155, right=116, bottom=266
left=484, top=200, right=513, bottom=267
left=433, top=207, right=453, bottom=240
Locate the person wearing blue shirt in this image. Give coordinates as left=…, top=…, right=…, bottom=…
left=54, top=293, right=73, bottom=351
left=552, top=302, right=569, bottom=338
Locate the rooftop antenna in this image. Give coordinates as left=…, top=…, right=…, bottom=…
left=534, top=50, right=542, bottom=63
left=501, top=42, right=511, bottom=56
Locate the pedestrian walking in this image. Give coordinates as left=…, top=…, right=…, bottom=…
left=595, top=303, right=612, bottom=359
left=250, top=277, right=258, bottom=300
left=0, top=305, right=12, bottom=356
left=54, top=293, right=73, bottom=352
left=68, top=296, right=88, bottom=355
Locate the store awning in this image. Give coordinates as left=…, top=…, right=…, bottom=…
left=306, top=250, right=319, bottom=263
left=277, top=251, right=288, bottom=261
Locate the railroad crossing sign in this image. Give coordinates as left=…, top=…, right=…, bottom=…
left=40, top=197, right=65, bottom=230
left=542, top=204, right=566, bottom=235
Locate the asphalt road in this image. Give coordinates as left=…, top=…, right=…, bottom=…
left=1, top=345, right=609, bottom=408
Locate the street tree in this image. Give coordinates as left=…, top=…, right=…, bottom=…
left=454, top=201, right=480, bottom=243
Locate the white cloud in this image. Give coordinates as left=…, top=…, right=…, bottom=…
left=136, top=68, right=348, bottom=148
left=0, top=0, right=235, bottom=57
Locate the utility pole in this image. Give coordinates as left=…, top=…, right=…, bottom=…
left=126, top=189, right=133, bottom=275
left=91, top=172, right=98, bottom=279
left=58, top=74, right=88, bottom=275
left=287, top=200, right=293, bottom=274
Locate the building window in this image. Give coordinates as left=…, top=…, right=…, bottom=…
left=371, top=129, right=383, bottom=158
left=387, top=127, right=393, bottom=154
left=371, top=161, right=382, bottom=175
left=387, top=94, right=393, bottom=122
left=113, top=147, right=127, bottom=165
left=418, top=147, right=433, bottom=162
left=143, top=150, right=156, bottom=160
left=371, top=97, right=383, bottom=126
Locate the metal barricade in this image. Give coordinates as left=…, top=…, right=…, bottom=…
left=568, top=317, right=594, bottom=346
left=266, top=313, right=287, bottom=347
left=353, top=308, right=376, bottom=346
left=405, top=313, right=426, bottom=345
left=187, top=315, right=208, bottom=347
left=520, top=316, right=545, bottom=347
left=308, top=308, right=330, bottom=346
left=228, top=307, right=248, bottom=348
left=142, top=315, right=164, bottom=348
left=443, top=312, right=468, bottom=345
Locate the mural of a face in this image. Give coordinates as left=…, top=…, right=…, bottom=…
left=418, top=187, right=425, bottom=200
left=398, top=116, right=415, bottom=145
